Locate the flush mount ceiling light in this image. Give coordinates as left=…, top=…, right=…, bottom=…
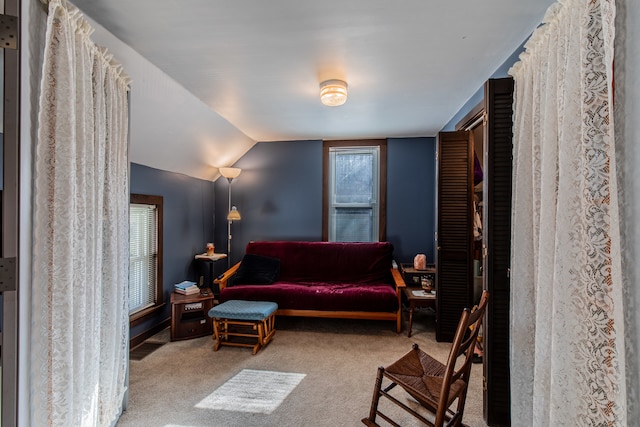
left=320, top=79, right=348, bottom=107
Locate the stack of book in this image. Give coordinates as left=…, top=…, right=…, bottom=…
left=174, top=280, right=199, bottom=295
left=411, top=289, right=436, bottom=299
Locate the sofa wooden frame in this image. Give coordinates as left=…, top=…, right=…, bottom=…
left=215, top=263, right=406, bottom=333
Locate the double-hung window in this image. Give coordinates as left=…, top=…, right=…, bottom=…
left=129, top=194, right=164, bottom=324
left=323, top=140, right=387, bottom=242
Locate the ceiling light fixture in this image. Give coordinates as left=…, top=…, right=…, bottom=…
left=320, top=79, right=348, bottom=107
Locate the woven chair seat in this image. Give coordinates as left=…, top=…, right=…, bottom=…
left=362, top=290, right=489, bottom=427
left=384, top=346, right=466, bottom=411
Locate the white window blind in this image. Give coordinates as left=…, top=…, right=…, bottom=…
left=328, top=146, right=380, bottom=242
left=129, top=203, right=158, bottom=314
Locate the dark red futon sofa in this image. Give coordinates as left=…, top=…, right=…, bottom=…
left=215, top=241, right=405, bottom=333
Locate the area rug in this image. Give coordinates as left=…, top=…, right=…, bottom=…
left=195, top=369, right=306, bottom=414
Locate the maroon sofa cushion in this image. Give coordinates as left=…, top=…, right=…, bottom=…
left=244, top=241, right=393, bottom=284
left=232, top=253, right=281, bottom=285
left=220, top=281, right=399, bottom=312
left=220, top=241, right=399, bottom=313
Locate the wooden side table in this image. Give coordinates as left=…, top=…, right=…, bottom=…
left=399, top=264, right=436, bottom=287
left=403, top=287, right=436, bottom=337
left=194, top=253, right=227, bottom=294
left=170, top=291, right=215, bottom=341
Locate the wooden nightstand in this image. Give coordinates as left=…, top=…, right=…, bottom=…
left=403, top=287, right=436, bottom=337
left=399, top=263, right=436, bottom=287
left=170, top=291, right=215, bottom=341
left=194, top=252, right=228, bottom=296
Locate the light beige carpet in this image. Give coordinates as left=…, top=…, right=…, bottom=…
left=118, top=309, right=488, bottom=427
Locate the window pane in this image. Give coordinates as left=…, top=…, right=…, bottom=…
left=334, top=207, right=373, bottom=242
left=324, top=141, right=386, bottom=242
left=334, top=152, right=373, bottom=204
left=129, top=204, right=157, bottom=314
left=327, top=146, right=380, bottom=242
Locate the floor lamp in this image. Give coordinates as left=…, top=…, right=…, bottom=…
left=219, top=167, right=241, bottom=268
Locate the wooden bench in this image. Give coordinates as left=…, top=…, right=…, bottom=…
left=208, top=300, right=278, bottom=355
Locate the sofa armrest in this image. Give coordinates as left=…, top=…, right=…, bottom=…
left=391, top=268, right=406, bottom=290
left=214, top=262, right=241, bottom=291
left=391, top=268, right=406, bottom=334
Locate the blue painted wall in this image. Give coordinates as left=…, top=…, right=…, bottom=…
left=130, top=163, right=216, bottom=339
left=387, top=137, right=436, bottom=263
left=214, top=140, right=322, bottom=267
left=214, top=137, right=437, bottom=267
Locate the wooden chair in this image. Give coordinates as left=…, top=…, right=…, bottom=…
left=362, top=290, right=489, bottom=427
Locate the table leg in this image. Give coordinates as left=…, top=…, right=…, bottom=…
left=407, top=304, right=414, bottom=337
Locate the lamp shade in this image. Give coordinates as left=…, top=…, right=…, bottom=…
left=320, top=79, right=348, bottom=107
left=219, top=167, right=242, bottom=179
left=227, top=206, right=241, bottom=221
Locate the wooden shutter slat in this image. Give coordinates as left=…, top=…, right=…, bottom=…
left=436, top=130, right=474, bottom=342
left=483, top=77, right=514, bottom=426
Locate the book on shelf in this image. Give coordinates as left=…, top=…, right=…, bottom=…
left=412, top=289, right=436, bottom=298
left=174, top=286, right=200, bottom=295
left=174, top=280, right=197, bottom=291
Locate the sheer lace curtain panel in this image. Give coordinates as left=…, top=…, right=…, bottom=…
left=509, top=0, right=639, bottom=425
left=30, top=0, right=131, bottom=425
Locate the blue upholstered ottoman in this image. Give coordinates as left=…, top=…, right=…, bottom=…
left=208, top=300, right=278, bottom=354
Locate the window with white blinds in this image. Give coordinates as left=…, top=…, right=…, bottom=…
left=129, top=194, right=163, bottom=318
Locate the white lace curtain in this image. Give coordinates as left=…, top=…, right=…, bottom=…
left=31, top=0, right=131, bottom=425
left=509, top=0, right=637, bottom=425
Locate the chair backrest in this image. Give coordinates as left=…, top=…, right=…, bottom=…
left=436, top=290, right=489, bottom=425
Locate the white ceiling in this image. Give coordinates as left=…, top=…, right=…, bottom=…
left=72, top=0, right=554, bottom=180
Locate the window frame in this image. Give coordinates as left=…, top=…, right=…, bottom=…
left=322, top=139, right=387, bottom=242
left=129, top=193, right=165, bottom=327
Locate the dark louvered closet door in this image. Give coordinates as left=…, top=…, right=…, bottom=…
left=483, top=77, right=514, bottom=426
left=435, top=130, right=474, bottom=342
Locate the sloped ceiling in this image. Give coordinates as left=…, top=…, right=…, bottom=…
left=73, top=0, right=554, bottom=181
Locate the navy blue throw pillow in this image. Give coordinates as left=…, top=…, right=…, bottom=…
left=232, top=253, right=281, bottom=285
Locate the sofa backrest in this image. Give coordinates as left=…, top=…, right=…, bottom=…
left=244, top=241, right=394, bottom=284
